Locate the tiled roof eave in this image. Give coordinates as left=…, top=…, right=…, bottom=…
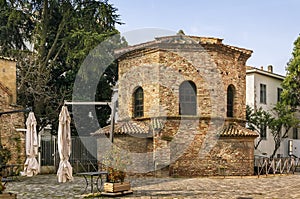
left=219, top=134, right=259, bottom=138
left=223, top=44, right=253, bottom=55
left=0, top=56, right=16, bottom=62
left=115, top=35, right=253, bottom=58
left=218, top=123, right=259, bottom=138
left=92, top=120, right=151, bottom=135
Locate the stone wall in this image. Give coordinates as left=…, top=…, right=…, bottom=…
left=115, top=35, right=255, bottom=176
left=97, top=135, right=154, bottom=174
left=118, top=50, right=161, bottom=120
left=0, top=57, right=25, bottom=165
left=97, top=118, right=256, bottom=177
left=153, top=118, right=255, bottom=177
left=0, top=110, right=25, bottom=165
left=0, top=58, right=17, bottom=104
left=118, top=41, right=250, bottom=121
left=169, top=136, right=255, bottom=176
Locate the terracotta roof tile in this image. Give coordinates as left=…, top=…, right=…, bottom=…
left=92, top=120, right=258, bottom=138
left=218, top=123, right=258, bottom=137
left=92, top=118, right=166, bottom=136
left=92, top=120, right=149, bottom=135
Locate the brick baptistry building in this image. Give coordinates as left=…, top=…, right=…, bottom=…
left=95, top=34, right=258, bottom=177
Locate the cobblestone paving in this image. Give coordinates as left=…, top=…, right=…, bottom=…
left=5, top=173, right=300, bottom=198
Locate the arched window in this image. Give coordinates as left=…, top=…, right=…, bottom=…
left=227, top=85, right=235, bottom=117
left=179, top=81, right=197, bottom=115
left=134, top=87, right=144, bottom=117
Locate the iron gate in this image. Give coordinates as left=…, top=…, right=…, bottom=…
left=41, top=136, right=98, bottom=173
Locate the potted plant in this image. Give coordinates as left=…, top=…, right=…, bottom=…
left=102, top=146, right=131, bottom=193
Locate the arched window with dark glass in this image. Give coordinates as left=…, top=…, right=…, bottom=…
left=179, top=81, right=197, bottom=115
left=227, top=84, right=235, bottom=117
left=134, top=87, right=144, bottom=117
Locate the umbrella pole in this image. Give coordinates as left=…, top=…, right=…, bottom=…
left=109, top=101, right=116, bottom=143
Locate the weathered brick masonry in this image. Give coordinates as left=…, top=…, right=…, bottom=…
left=0, top=57, right=25, bottom=165
left=96, top=35, right=258, bottom=176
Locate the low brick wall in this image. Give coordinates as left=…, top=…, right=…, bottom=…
left=169, top=137, right=255, bottom=177
left=0, top=108, right=25, bottom=165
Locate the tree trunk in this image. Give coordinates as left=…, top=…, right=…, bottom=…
left=270, top=141, right=281, bottom=159
left=254, top=137, right=263, bottom=150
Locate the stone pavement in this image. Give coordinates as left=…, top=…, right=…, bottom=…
left=4, top=173, right=300, bottom=198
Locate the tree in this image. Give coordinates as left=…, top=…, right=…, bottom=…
left=282, top=34, right=300, bottom=107
left=0, top=0, right=34, bottom=52
left=275, top=34, right=300, bottom=158
left=247, top=103, right=299, bottom=158
left=246, top=105, right=272, bottom=150
left=0, top=0, right=126, bottom=134
left=269, top=103, right=299, bottom=159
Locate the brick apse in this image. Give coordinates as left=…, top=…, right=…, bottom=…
left=95, top=35, right=258, bottom=177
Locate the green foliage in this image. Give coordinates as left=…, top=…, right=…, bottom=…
left=246, top=105, right=272, bottom=149
left=0, top=0, right=34, bottom=52
left=282, top=34, right=300, bottom=107
left=247, top=103, right=299, bottom=158
left=268, top=103, right=299, bottom=136
left=268, top=103, right=299, bottom=158
left=246, top=105, right=272, bottom=132
left=0, top=0, right=126, bottom=135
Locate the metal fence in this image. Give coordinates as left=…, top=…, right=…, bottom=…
left=69, top=136, right=98, bottom=173
left=255, top=157, right=300, bottom=177
left=41, top=139, right=55, bottom=166
left=41, top=136, right=98, bottom=173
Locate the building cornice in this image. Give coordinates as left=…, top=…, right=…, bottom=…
left=116, top=35, right=253, bottom=60
left=0, top=56, right=16, bottom=62
left=246, top=67, right=285, bottom=80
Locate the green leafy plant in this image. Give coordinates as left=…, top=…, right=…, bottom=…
left=102, top=146, right=131, bottom=183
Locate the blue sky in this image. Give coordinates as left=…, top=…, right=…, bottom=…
left=109, top=0, right=299, bottom=75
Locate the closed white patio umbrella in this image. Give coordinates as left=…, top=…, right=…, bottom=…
left=57, top=106, right=73, bottom=183
left=22, top=112, right=39, bottom=177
